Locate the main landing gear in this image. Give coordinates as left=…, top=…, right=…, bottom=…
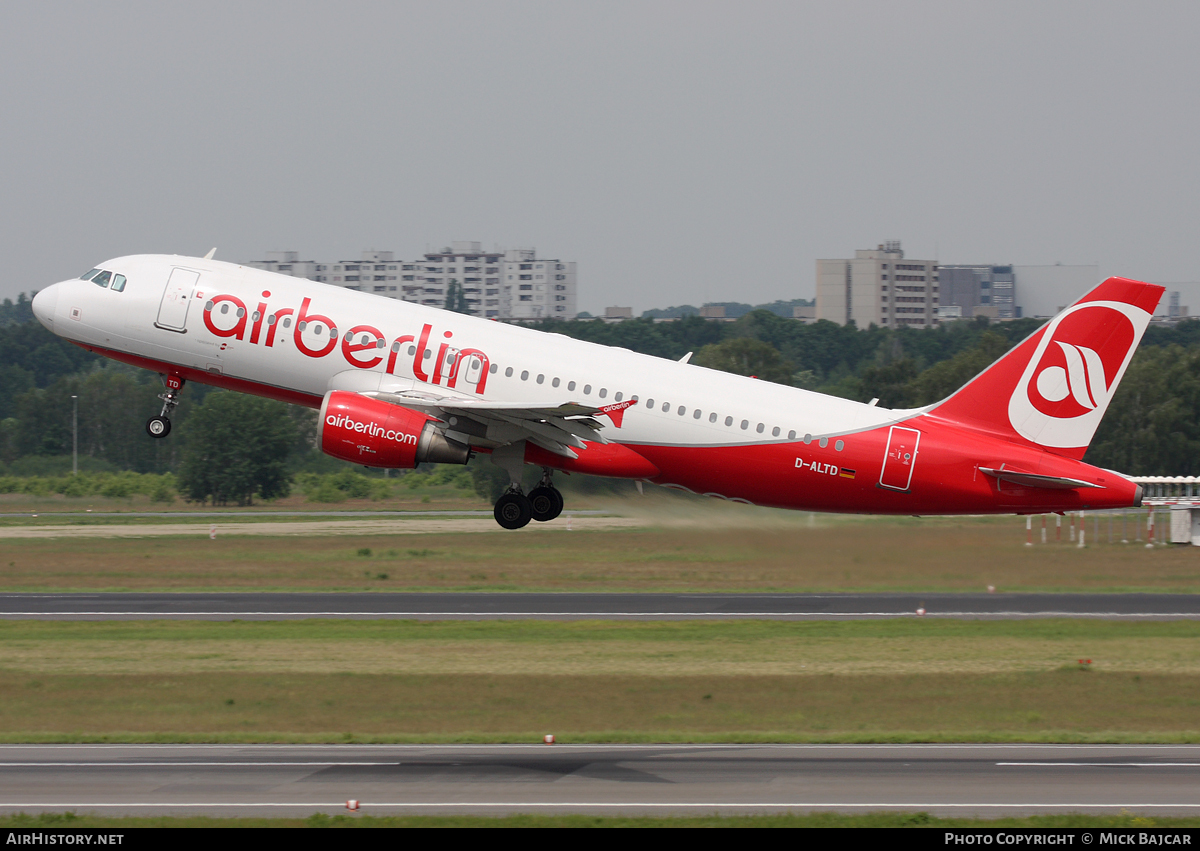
left=146, top=374, right=185, bottom=439
left=492, top=468, right=565, bottom=530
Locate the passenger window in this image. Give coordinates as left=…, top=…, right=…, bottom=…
left=677, top=406, right=685, bottom=416
left=505, top=367, right=513, bottom=377
left=693, top=410, right=702, bottom=420
left=282, top=317, right=292, bottom=328
left=788, top=430, right=797, bottom=440
left=568, top=381, right=576, bottom=391
left=490, top=363, right=498, bottom=374
left=92, top=270, right=111, bottom=288
left=521, top=370, right=529, bottom=380
left=408, top=345, right=416, bottom=355
left=725, top=416, right=733, bottom=426
left=819, top=438, right=829, bottom=448
left=835, top=440, right=845, bottom=451
left=268, top=315, right=277, bottom=325
left=756, top=423, right=765, bottom=433
left=110, top=274, right=127, bottom=292
left=552, top=377, right=560, bottom=388
left=709, top=413, right=717, bottom=423
left=772, top=426, right=780, bottom=437
left=614, top=392, right=623, bottom=402
left=79, top=269, right=101, bottom=280
left=536, top=374, right=544, bottom=384
left=646, top=398, right=654, bottom=407
left=583, top=384, right=591, bottom=395
left=741, top=420, right=749, bottom=430
left=599, top=388, right=607, bottom=398
left=391, top=341, right=401, bottom=352
left=803, top=433, right=812, bottom=444
left=661, top=402, right=670, bottom=412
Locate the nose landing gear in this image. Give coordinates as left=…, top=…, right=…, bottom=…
left=146, top=374, right=185, bottom=439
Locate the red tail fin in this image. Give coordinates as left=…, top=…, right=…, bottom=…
left=927, top=277, right=1164, bottom=459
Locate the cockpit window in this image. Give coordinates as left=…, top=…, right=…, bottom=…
left=111, top=274, right=127, bottom=292
left=91, top=270, right=112, bottom=288
left=80, top=269, right=101, bottom=280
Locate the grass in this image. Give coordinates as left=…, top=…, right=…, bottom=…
left=1, top=619, right=1199, bottom=741
left=0, top=513, right=1192, bottom=592
left=1, top=811, right=1197, bottom=828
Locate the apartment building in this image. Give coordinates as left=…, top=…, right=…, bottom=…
left=816, top=241, right=938, bottom=328
left=938, top=265, right=1016, bottom=320
left=246, top=242, right=578, bottom=320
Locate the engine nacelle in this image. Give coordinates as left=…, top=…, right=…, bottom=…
left=318, top=390, right=470, bottom=468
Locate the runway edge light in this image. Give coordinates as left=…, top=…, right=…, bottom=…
left=544, top=734, right=556, bottom=744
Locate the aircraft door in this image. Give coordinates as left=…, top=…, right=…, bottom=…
left=462, top=354, right=484, bottom=386
left=156, top=268, right=200, bottom=332
left=879, top=426, right=920, bottom=492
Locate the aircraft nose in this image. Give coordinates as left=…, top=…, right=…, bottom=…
left=32, top=285, right=59, bottom=330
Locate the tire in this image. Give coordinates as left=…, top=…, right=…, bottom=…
left=528, top=486, right=564, bottom=522
left=494, top=493, right=533, bottom=529
left=146, top=416, right=172, bottom=438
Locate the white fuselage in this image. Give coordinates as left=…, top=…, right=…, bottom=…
left=37, top=255, right=904, bottom=449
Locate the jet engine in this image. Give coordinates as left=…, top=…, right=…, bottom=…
left=318, top=390, right=470, bottom=468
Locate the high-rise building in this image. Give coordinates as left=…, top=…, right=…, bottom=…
left=816, top=241, right=939, bottom=328
left=245, top=242, right=577, bottom=320
left=246, top=251, right=321, bottom=281
left=938, top=265, right=1016, bottom=320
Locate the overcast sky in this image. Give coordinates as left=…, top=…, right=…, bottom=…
left=2, top=1, right=1199, bottom=313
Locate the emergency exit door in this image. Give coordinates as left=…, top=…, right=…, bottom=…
left=155, top=268, right=200, bottom=331
left=879, top=426, right=921, bottom=491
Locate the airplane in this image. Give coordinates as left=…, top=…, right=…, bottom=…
left=30, top=255, right=1162, bottom=528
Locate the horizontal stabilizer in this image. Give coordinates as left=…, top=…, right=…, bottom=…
left=979, top=466, right=1102, bottom=490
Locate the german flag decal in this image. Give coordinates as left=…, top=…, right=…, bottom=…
left=839, top=468, right=857, bottom=479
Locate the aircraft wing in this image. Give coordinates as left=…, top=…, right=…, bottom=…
left=363, top=390, right=637, bottom=459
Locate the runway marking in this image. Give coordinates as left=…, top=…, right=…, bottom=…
left=0, top=762, right=400, bottom=767
left=998, top=762, right=1200, bottom=767
left=1, top=802, right=1200, bottom=809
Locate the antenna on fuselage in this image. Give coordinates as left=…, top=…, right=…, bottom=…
left=203, top=247, right=217, bottom=260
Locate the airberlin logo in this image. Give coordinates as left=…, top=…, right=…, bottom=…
left=200, top=290, right=492, bottom=395
left=326, top=413, right=418, bottom=446
left=1008, top=301, right=1147, bottom=449
left=1033, top=341, right=1107, bottom=412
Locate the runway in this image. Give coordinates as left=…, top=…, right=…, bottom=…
left=1, top=591, right=1199, bottom=620
left=0, top=744, right=1198, bottom=817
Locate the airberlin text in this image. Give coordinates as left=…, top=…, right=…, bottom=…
left=795, top=457, right=839, bottom=476
left=200, top=290, right=492, bottom=394
left=326, top=414, right=418, bottom=446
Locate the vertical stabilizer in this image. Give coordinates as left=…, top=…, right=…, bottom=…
left=926, top=277, right=1163, bottom=459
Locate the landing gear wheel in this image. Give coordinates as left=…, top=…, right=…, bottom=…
left=528, top=486, right=564, bottom=522
left=494, top=492, right=533, bottom=530
left=145, top=416, right=172, bottom=439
